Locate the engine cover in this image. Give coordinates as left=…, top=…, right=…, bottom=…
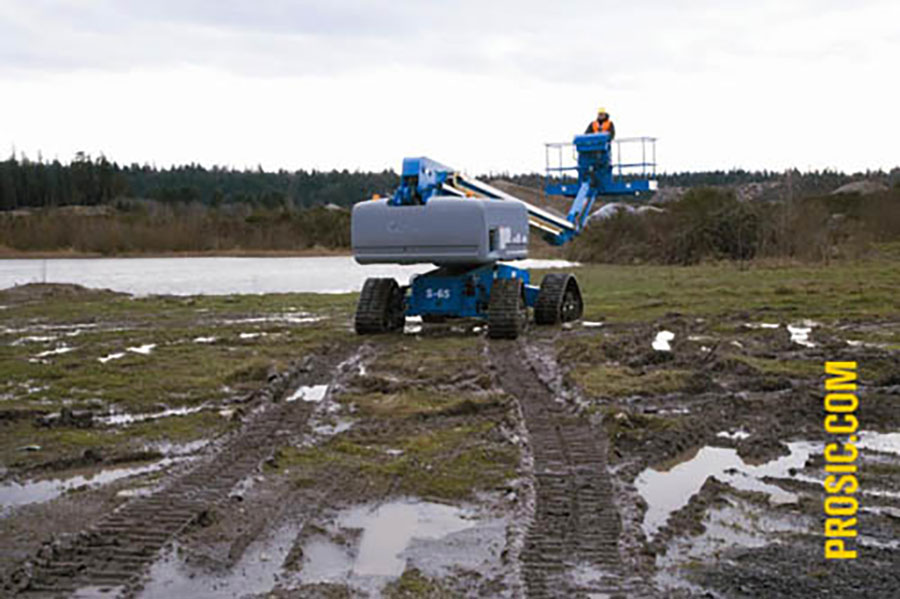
left=352, top=197, right=529, bottom=266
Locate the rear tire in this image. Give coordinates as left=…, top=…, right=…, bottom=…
left=488, top=278, right=526, bottom=340
left=534, top=273, right=583, bottom=325
left=355, top=278, right=405, bottom=334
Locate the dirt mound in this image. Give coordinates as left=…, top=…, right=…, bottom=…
left=832, top=180, right=889, bottom=196
left=0, top=283, right=124, bottom=304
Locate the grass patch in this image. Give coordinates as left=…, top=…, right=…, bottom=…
left=277, top=420, right=516, bottom=501
left=573, top=364, right=692, bottom=398
left=535, top=256, right=900, bottom=323
left=0, top=284, right=354, bottom=472
left=383, top=567, right=459, bottom=599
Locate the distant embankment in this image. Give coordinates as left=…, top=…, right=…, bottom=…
left=566, top=185, right=900, bottom=265
left=0, top=203, right=351, bottom=256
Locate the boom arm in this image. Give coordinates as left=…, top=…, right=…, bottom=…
left=388, top=132, right=656, bottom=247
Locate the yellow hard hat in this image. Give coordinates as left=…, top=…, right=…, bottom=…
left=597, top=106, right=608, bottom=114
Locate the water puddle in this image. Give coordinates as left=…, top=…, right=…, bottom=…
left=404, top=315, right=423, bottom=335
left=787, top=319, right=818, bottom=348
left=239, top=332, right=266, bottom=339
left=98, top=352, right=126, bottom=364
left=337, top=500, right=475, bottom=577
left=655, top=499, right=807, bottom=592
left=856, top=430, right=900, bottom=456
left=97, top=405, right=205, bottom=426
left=138, top=525, right=296, bottom=599
left=192, top=336, right=216, bottom=344
left=0, top=458, right=181, bottom=515
left=32, top=345, right=75, bottom=359
left=582, top=321, right=604, bottom=328
left=313, top=418, right=354, bottom=437
left=286, top=385, right=329, bottom=403
left=225, top=313, right=322, bottom=326
left=143, top=439, right=209, bottom=457
left=716, top=430, right=750, bottom=441
left=2, top=257, right=581, bottom=296
left=744, top=322, right=780, bottom=330
left=12, top=335, right=58, bottom=345
left=636, top=441, right=820, bottom=537
left=127, top=343, right=156, bottom=355
left=652, top=330, right=675, bottom=352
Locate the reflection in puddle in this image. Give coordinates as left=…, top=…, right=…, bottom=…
left=0, top=458, right=181, bottom=515
left=300, top=535, right=354, bottom=582
left=636, top=442, right=820, bottom=537
left=338, top=500, right=475, bottom=577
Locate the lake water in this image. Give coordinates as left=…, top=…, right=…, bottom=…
left=0, top=256, right=578, bottom=296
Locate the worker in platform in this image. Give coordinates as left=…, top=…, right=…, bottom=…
left=585, top=107, right=615, bottom=140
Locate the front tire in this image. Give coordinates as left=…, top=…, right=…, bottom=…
left=534, top=273, right=583, bottom=325
left=488, top=278, right=526, bottom=340
left=355, top=278, right=405, bottom=334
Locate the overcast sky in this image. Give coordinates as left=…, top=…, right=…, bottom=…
left=1, top=0, right=898, bottom=174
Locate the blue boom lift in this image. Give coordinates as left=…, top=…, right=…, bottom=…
left=351, top=132, right=657, bottom=339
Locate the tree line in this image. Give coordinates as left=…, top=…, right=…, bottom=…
left=3, top=152, right=898, bottom=213
left=0, top=153, right=399, bottom=211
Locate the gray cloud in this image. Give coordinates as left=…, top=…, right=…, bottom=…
left=0, top=0, right=892, bottom=84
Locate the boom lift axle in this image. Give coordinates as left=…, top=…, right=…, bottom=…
left=351, top=132, right=657, bottom=339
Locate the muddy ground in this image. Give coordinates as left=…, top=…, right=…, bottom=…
left=1, top=258, right=899, bottom=598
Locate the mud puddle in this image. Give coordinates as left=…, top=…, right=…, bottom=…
left=0, top=457, right=184, bottom=515
left=298, top=499, right=507, bottom=594
left=636, top=441, right=819, bottom=537
left=639, top=430, right=900, bottom=537
left=655, top=498, right=808, bottom=593
left=139, top=499, right=505, bottom=597
left=138, top=526, right=297, bottom=599
left=336, top=500, right=476, bottom=577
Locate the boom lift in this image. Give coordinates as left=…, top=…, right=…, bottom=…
left=351, top=132, right=657, bottom=339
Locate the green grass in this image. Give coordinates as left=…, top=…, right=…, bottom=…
left=539, top=257, right=900, bottom=323
left=573, top=364, right=693, bottom=398
left=0, top=284, right=355, bottom=471
left=382, top=567, right=459, bottom=599
left=274, top=386, right=517, bottom=501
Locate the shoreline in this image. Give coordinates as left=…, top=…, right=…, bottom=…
left=0, top=248, right=353, bottom=260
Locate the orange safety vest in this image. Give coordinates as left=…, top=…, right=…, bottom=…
left=591, top=119, right=612, bottom=134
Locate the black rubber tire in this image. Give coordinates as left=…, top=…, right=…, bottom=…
left=355, top=278, right=405, bottom=334
left=488, top=278, right=526, bottom=340
left=534, top=273, right=584, bottom=325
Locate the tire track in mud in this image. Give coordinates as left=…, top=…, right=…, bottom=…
left=490, top=340, right=644, bottom=599
left=13, top=350, right=362, bottom=599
